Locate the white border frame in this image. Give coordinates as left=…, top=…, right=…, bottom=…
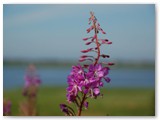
left=1, top=0, right=159, bottom=120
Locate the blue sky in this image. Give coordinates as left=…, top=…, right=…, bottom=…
left=3, top=4, right=155, bottom=62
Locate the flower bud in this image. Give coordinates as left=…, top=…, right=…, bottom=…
left=83, top=38, right=89, bottom=41
left=85, top=41, right=92, bottom=45
left=108, top=62, right=114, bottom=66
left=79, top=58, right=86, bottom=62
left=80, top=55, right=88, bottom=58
left=101, top=54, right=110, bottom=58
left=102, top=31, right=106, bottom=34
left=81, top=48, right=93, bottom=53
left=107, top=41, right=112, bottom=44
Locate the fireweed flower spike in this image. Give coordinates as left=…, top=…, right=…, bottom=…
left=20, top=64, right=41, bottom=116
left=60, top=12, right=114, bottom=116
left=23, top=64, right=41, bottom=97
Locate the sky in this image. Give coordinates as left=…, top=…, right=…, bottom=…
left=3, top=4, right=155, bottom=62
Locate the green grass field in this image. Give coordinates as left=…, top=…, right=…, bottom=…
left=4, top=86, right=155, bottom=116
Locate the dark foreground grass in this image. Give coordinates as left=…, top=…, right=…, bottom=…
left=4, top=86, right=155, bottom=116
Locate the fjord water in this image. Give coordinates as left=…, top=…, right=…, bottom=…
left=3, top=66, right=155, bottom=90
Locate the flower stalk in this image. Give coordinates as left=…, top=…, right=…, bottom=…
left=78, top=93, right=86, bottom=116
left=60, top=11, right=113, bottom=116
left=19, top=64, right=41, bottom=116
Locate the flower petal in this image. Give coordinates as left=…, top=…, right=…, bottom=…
left=97, top=71, right=104, bottom=77
left=84, top=101, right=89, bottom=109
left=93, top=88, right=100, bottom=95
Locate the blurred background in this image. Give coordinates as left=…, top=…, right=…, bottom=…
left=3, top=4, right=155, bottom=116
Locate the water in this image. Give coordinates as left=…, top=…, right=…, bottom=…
left=3, top=66, right=155, bottom=90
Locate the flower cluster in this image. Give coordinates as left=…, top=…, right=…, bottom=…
left=67, top=63, right=110, bottom=103
left=20, top=64, right=41, bottom=116
left=60, top=12, right=114, bottom=116
left=3, top=99, right=11, bottom=116
left=23, top=64, right=41, bottom=97
left=24, top=74, right=41, bottom=87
